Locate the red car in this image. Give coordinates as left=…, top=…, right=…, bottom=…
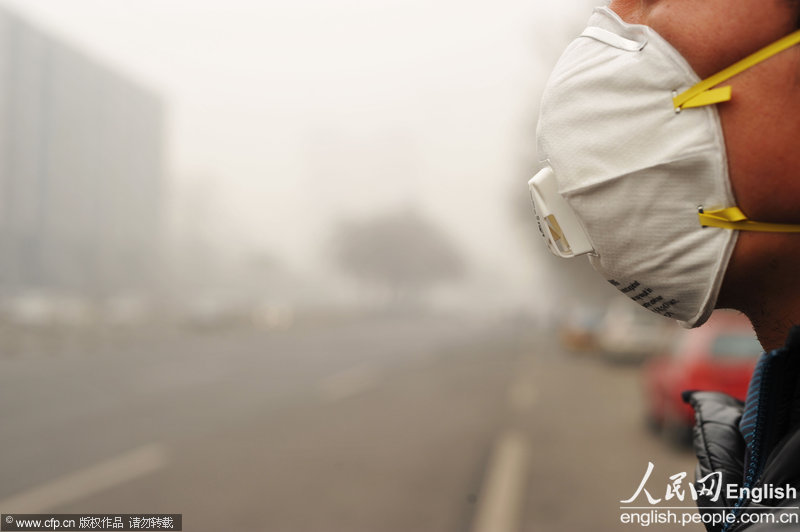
left=642, top=310, right=761, bottom=443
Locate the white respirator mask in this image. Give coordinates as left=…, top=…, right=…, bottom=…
left=530, top=6, right=800, bottom=328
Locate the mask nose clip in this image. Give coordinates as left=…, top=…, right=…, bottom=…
left=528, top=167, right=595, bottom=258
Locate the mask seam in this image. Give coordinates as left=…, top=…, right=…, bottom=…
left=558, top=146, right=726, bottom=197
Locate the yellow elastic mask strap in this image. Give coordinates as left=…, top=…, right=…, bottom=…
left=674, top=29, right=800, bottom=110
left=699, top=207, right=800, bottom=233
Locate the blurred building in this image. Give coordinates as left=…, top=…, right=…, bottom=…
left=0, top=7, right=164, bottom=298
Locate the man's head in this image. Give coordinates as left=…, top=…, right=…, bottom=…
left=531, top=1, right=800, bottom=349
left=607, top=0, right=800, bottom=349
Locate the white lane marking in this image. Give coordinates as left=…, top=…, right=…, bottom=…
left=471, top=430, right=530, bottom=532
left=0, top=443, right=168, bottom=513
left=508, top=377, right=538, bottom=411
left=320, top=364, right=379, bottom=401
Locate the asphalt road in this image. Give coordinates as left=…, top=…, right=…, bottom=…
left=0, top=312, right=700, bottom=531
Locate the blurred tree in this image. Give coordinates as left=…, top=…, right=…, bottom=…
left=330, top=209, right=464, bottom=301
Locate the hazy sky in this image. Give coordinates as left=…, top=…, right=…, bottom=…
left=0, top=0, right=597, bottom=305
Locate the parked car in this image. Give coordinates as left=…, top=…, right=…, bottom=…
left=559, top=306, right=604, bottom=353
left=642, top=310, right=761, bottom=443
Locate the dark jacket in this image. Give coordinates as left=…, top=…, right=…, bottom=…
left=684, top=326, right=800, bottom=531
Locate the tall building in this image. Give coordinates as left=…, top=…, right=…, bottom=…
left=0, top=7, right=165, bottom=297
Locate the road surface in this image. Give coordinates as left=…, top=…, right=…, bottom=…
left=0, top=312, right=699, bottom=531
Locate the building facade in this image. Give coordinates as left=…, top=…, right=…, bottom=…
left=0, top=8, right=164, bottom=297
